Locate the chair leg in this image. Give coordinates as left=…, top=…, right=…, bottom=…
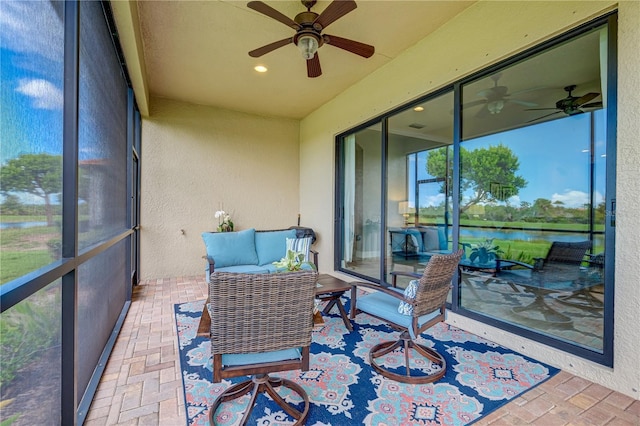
left=264, top=377, right=310, bottom=421
left=369, top=331, right=447, bottom=385
left=209, top=374, right=310, bottom=426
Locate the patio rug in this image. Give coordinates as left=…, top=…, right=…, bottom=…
left=175, top=297, right=559, bottom=425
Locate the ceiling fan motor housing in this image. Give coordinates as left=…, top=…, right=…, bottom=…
left=293, top=11, right=323, bottom=48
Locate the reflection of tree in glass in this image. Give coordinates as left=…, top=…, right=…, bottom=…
left=0, top=153, right=62, bottom=226
left=0, top=194, right=26, bottom=215
left=427, top=144, right=526, bottom=212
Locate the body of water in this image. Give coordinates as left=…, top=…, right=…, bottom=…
left=0, top=221, right=48, bottom=229
left=459, top=227, right=592, bottom=243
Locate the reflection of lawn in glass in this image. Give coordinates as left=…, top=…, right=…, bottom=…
left=0, top=225, right=60, bottom=285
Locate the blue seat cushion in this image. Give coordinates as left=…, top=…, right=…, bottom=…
left=202, top=228, right=259, bottom=268
left=204, top=264, right=269, bottom=283
left=255, top=229, right=297, bottom=266
left=214, top=265, right=269, bottom=274
left=357, top=289, right=441, bottom=334
left=221, top=348, right=302, bottom=367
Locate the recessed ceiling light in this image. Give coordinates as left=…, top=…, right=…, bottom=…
left=254, top=65, right=268, bottom=73
left=413, top=106, right=424, bottom=112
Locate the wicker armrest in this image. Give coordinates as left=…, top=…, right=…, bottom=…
left=351, top=281, right=404, bottom=300
left=203, top=255, right=215, bottom=272
left=390, top=270, right=421, bottom=287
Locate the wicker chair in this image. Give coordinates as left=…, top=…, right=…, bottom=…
left=208, top=271, right=318, bottom=426
left=350, top=250, right=463, bottom=384
left=496, top=240, right=595, bottom=321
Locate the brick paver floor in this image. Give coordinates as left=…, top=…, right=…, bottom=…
left=84, top=276, right=640, bottom=425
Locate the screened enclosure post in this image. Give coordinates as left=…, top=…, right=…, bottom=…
left=62, top=1, right=80, bottom=423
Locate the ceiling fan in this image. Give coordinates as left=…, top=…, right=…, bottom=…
left=247, top=0, right=375, bottom=78
left=526, top=85, right=602, bottom=122
left=464, top=73, right=539, bottom=117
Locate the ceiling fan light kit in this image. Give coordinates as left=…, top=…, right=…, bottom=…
left=487, top=100, right=505, bottom=115
left=297, top=34, right=320, bottom=59
left=247, top=0, right=374, bottom=78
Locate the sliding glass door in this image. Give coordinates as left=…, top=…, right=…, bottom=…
left=338, top=123, right=383, bottom=281
left=385, top=92, right=454, bottom=288
left=458, top=25, right=610, bottom=351
left=335, top=15, right=615, bottom=364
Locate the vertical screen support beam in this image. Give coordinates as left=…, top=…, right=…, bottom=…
left=62, top=1, right=80, bottom=423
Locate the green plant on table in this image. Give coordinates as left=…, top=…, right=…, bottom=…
left=273, top=249, right=316, bottom=272
left=469, top=238, right=504, bottom=264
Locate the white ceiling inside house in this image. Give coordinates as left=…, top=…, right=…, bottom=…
left=128, top=0, right=475, bottom=119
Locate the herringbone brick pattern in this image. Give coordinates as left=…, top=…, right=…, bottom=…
left=85, top=276, right=640, bottom=425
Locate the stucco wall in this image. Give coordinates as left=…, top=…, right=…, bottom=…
left=140, top=98, right=300, bottom=279
left=300, top=1, right=639, bottom=398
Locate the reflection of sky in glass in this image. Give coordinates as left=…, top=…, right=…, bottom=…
left=1, top=1, right=63, bottom=164
left=411, top=110, right=606, bottom=209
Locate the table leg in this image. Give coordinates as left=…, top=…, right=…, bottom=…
left=197, top=297, right=211, bottom=337
left=320, top=293, right=353, bottom=331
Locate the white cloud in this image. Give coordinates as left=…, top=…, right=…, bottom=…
left=0, top=1, right=63, bottom=63
left=507, top=195, right=521, bottom=206
left=422, top=193, right=445, bottom=207
left=551, top=190, right=589, bottom=208
left=16, top=78, right=63, bottom=110
left=551, top=190, right=605, bottom=208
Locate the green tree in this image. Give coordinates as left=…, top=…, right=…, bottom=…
left=532, top=198, right=553, bottom=219
left=427, top=144, right=527, bottom=212
left=0, top=153, right=62, bottom=226
left=0, top=194, right=25, bottom=215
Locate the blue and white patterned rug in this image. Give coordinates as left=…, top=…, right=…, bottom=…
left=175, top=298, right=558, bottom=425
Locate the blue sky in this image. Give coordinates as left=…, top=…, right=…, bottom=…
left=1, top=1, right=64, bottom=204
left=413, top=110, right=607, bottom=209
left=1, top=1, right=64, bottom=166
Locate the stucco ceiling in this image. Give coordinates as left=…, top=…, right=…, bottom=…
left=126, top=0, right=475, bottom=119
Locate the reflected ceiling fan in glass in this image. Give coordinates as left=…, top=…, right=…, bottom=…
left=464, top=73, right=539, bottom=118
left=525, top=85, right=602, bottom=122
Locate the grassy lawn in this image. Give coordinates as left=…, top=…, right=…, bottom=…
left=1, top=250, right=52, bottom=285
left=1, top=225, right=59, bottom=286
left=1, top=215, right=48, bottom=223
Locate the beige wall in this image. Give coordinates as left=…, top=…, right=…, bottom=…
left=140, top=98, right=300, bottom=279
left=300, top=1, right=639, bottom=398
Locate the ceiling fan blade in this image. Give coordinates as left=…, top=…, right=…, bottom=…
left=526, top=111, right=561, bottom=123
left=248, top=37, right=293, bottom=57
left=323, top=34, right=374, bottom=58
left=313, top=0, right=357, bottom=30
left=575, top=92, right=599, bottom=106
left=581, top=101, right=603, bottom=109
left=307, top=53, right=322, bottom=78
left=525, top=107, right=558, bottom=111
left=247, top=1, right=300, bottom=30
left=508, top=99, right=538, bottom=108
left=462, top=99, right=487, bottom=109
left=510, top=85, right=549, bottom=97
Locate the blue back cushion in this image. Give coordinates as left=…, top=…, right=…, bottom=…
left=255, top=229, right=297, bottom=265
left=420, top=226, right=448, bottom=251
left=202, top=228, right=258, bottom=268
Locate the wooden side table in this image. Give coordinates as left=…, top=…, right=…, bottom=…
left=315, top=274, right=353, bottom=331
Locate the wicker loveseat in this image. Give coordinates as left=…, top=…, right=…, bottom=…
left=201, top=227, right=317, bottom=282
